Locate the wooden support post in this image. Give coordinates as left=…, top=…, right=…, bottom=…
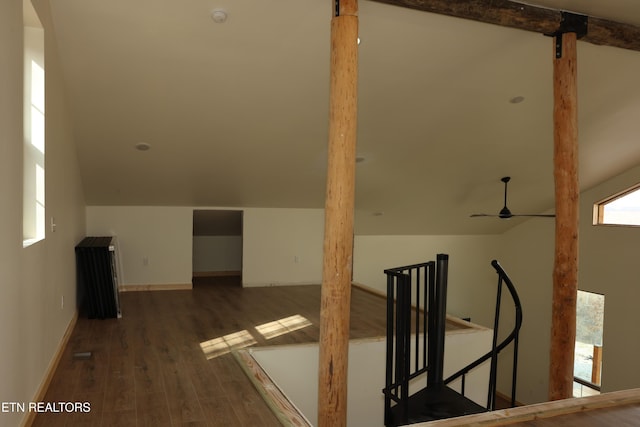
left=549, top=31, right=579, bottom=401
left=317, top=1, right=358, bottom=426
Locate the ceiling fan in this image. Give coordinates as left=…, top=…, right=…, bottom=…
left=470, top=176, right=555, bottom=219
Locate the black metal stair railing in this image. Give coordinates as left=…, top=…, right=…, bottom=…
left=443, top=259, right=523, bottom=410
left=382, top=257, right=523, bottom=426
left=382, top=254, right=449, bottom=425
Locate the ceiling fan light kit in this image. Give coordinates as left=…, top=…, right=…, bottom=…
left=471, top=176, right=555, bottom=219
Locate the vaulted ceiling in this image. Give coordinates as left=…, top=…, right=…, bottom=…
left=45, top=0, right=640, bottom=234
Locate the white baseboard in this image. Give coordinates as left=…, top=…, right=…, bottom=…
left=119, top=283, right=193, bottom=292
left=241, top=281, right=318, bottom=288
left=21, top=311, right=78, bottom=427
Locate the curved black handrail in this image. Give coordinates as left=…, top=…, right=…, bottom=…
left=443, top=259, right=523, bottom=410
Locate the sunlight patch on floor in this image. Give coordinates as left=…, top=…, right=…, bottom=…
left=200, top=330, right=257, bottom=359
left=255, top=315, right=312, bottom=340
left=200, top=314, right=312, bottom=359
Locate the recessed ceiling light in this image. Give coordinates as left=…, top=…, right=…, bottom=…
left=509, top=96, right=525, bottom=104
left=211, top=9, right=228, bottom=23
left=372, top=211, right=384, bottom=217
left=356, top=156, right=366, bottom=163
left=134, top=142, right=151, bottom=151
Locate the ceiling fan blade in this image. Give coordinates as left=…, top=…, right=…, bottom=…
left=470, top=213, right=555, bottom=218
left=470, top=176, right=555, bottom=219
left=510, top=214, right=556, bottom=218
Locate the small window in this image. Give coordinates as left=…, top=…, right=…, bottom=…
left=23, top=3, right=45, bottom=247
left=573, top=290, right=604, bottom=398
left=593, top=184, right=640, bottom=226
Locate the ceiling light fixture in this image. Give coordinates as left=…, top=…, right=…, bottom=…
left=134, top=142, right=151, bottom=151
left=509, top=95, right=525, bottom=104
left=211, top=9, right=228, bottom=23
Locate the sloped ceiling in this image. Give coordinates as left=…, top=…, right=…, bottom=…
left=46, top=0, right=640, bottom=234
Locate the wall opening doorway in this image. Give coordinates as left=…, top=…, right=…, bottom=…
left=573, top=289, right=605, bottom=397
left=192, top=210, right=243, bottom=287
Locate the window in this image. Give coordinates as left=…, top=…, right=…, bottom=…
left=594, top=184, right=640, bottom=226
left=573, top=290, right=604, bottom=397
left=23, top=4, right=45, bottom=247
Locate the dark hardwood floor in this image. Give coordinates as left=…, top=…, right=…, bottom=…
left=33, top=276, right=389, bottom=426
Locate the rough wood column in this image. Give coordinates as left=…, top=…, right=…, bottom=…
left=317, top=1, right=358, bottom=426
left=549, top=31, right=579, bottom=401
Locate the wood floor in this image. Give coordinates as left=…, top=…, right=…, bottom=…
left=417, top=388, right=640, bottom=427
left=33, top=276, right=389, bottom=427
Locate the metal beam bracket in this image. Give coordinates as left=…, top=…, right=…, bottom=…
left=335, top=0, right=340, bottom=16
left=548, top=12, right=588, bottom=58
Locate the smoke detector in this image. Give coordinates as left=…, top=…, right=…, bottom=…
left=211, top=9, right=228, bottom=23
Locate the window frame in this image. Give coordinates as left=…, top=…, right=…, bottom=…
left=23, top=3, right=46, bottom=247
left=573, top=289, right=604, bottom=398
left=593, top=183, right=640, bottom=227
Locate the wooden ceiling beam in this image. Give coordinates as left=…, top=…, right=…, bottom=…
left=368, top=0, right=640, bottom=52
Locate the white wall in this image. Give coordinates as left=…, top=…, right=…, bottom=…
left=0, top=4, right=26, bottom=424
left=497, top=164, right=640, bottom=404
left=353, top=235, right=500, bottom=327
left=242, top=208, right=324, bottom=287
left=85, top=206, right=325, bottom=288
left=578, top=165, right=640, bottom=393
left=86, top=206, right=194, bottom=286
left=192, top=235, right=242, bottom=272
left=84, top=206, right=505, bottom=321
left=0, top=1, right=86, bottom=425
left=498, top=216, right=554, bottom=404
